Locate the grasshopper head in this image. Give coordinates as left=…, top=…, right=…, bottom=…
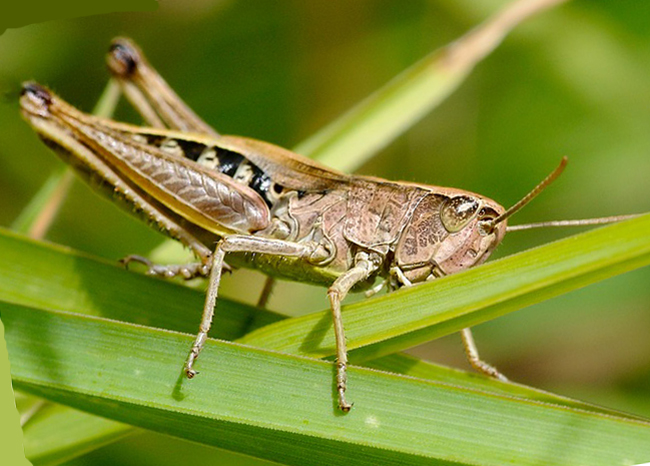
left=433, top=194, right=507, bottom=275
left=393, top=191, right=506, bottom=286
left=392, top=158, right=568, bottom=287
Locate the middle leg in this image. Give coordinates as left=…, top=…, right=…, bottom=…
left=183, top=235, right=320, bottom=377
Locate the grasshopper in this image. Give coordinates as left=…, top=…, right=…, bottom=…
left=19, top=38, right=636, bottom=411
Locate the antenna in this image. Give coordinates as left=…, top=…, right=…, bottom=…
left=507, top=214, right=642, bottom=232
left=491, top=156, right=568, bottom=228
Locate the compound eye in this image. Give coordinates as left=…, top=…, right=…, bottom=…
left=441, top=196, right=479, bottom=232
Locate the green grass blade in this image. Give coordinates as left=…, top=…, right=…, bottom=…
left=21, top=403, right=134, bottom=466
left=0, top=227, right=281, bottom=339
left=0, top=226, right=278, bottom=465
left=0, top=224, right=639, bottom=419
left=297, top=0, right=569, bottom=171
left=240, top=214, right=650, bottom=362
left=366, top=353, right=641, bottom=418
left=4, top=303, right=650, bottom=466
left=2, top=213, right=650, bottom=464
left=4, top=214, right=649, bottom=373
left=10, top=166, right=73, bottom=237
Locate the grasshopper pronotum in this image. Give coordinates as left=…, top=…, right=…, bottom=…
left=19, top=38, right=637, bottom=411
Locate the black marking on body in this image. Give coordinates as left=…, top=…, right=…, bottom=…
left=143, top=135, right=284, bottom=208
left=176, top=139, right=207, bottom=161
left=250, top=169, right=273, bottom=206
left=145, top=134, right=166, bottom=146
left=216, top=149, right=245, bottom=177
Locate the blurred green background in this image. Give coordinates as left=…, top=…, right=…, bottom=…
left=1, top=1, right=649, bottom=464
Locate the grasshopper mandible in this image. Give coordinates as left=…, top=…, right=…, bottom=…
left=19, top=38, right=634, bottom=411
